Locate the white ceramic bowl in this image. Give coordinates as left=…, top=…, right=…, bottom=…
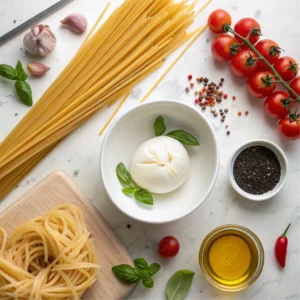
left=100, top=100, right=219, bottom=223
left=228, top=139, right=288, bottom=201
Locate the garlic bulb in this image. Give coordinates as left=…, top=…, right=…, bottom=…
left=60, top=13, right=87, bottom=34
left=27, top=62, right=50, bottom=76
left=23, top=25, right=56, bottom=56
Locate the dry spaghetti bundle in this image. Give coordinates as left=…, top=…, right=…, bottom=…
left=0, top=0, right=200, bottom=199
left=0, top=204, right=99, bottom=299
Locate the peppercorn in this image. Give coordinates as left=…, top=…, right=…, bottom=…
left=224, top=108, right=229, bottom=113
left=204, top=77, right=209, bottom=83
left=238, top=111, right=242, bottom=116
left=216, top=86, right=220, bottom=90
left=204, top=83, right=207, bottom=87
left=195, top=91, right=199, bottom=95
left=211, top=108, right=216, bottom=113
left=245, top=110, right=249, bottom=115
left=219, top=82, right=223, bottom=87
left=188, top=74, right=192, bottom=80
left=199, top=77, right=203, bottom=82
left=223, top=94, right=228, bottom=99
left=219, top=109, right=223, bottom=112
left=219, top=91, right=223, bottom=95
left=220, top=78, right=224, bottom=82
left=232, top=96, right=236, bottom=100
left=225, top=125, right=229, bottom=129
left=196, top=77, right=200, bottom=82
left=220, top=112, right=224, bottom=116
left=214, top=112, right=218, bottom=117
left=190, top=82, right=194, bottom=88
left=202, top=106, right=206, bottom=110
left=227, top=131, right=230, bottom=135
left=202, top=87, right=206, bottom=91
left=185, top=87, right=189, bottom=93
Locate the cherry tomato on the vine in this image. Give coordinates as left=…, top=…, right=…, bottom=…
left=211, top=34, right=240, bottom=61
left=230, top=50, right=258, bottom=77
left=255, top=39, right=281, bottom=71
left=274, top=56, right=298, bottom=81
left=208, top=9, right=232, bottom=34
left=158, top=236, right=180, bottom=258
left=289, top=76, right=300, bottom=98
left=234, top=18, right=261, bottom=47
left=247, top=71, right=276, bottom=98
left=278, top=117, right=300, bottom=140
left=264, top=91, right=290, bottom=119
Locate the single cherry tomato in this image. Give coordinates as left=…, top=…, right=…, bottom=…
left=278, top=117, right=300, bottom=140
left=289, top=76, right=300, bottom=98
left=247, top=71, right=276, bottom=98
left=158, top=236, right=180, bottom=258
left=208, top=9, right=232, bottom=34
left=255, top=39, right=281, bottom=71
left=230, top=50, right=258, bottom=77
left=264, top=91, right=290, bottom=119
left=274, top=56, right=298, bottom=81
left=234, top=18, right=261, bottom=47
left=211, top=34, right=240, bottom=61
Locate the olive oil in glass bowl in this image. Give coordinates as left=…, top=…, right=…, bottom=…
left=199, top=225, right=264, bottom=291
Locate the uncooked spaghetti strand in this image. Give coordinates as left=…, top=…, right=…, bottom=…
left=195, top=0, right=212, bottom=17
left=140, top=25, right=207, bottom=103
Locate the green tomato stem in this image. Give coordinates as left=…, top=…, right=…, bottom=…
left=227, top=27, right=299, bottom=100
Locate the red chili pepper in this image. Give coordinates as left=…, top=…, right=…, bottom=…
left=275, top=223, right=291, bottom=268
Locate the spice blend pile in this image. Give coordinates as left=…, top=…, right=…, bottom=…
left=233, top=146, right=281, bottom=195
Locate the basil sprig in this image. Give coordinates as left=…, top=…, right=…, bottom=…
left=112, top=258, right=160, bottom=288
left=153, top=116, right=200, bottom=146
left=154, top=116, right=166, bottom=136
left=166, top=270, right=195, bottom=300
left=116, top=163, right=153, bottom=205
left=0, top=61, right=32, bottom=106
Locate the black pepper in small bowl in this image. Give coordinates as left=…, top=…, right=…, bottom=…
left=229, top=141, right=288, bottom=201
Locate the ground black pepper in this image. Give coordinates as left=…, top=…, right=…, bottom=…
left=233, top=146, right=281, bottom=195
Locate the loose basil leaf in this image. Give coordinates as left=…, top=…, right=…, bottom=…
left=112, top=265, right=141, bottom=284
left=166, top=270, right=195, bottom=300
left=142, top=278, right=154, bottom=288
left=135, top=189, right=153, bottom=205
left=0, top=64, right=17, bottom=80
left=148, top=263, right=161, bottom=276
left=15, top=60, right=28, bottom=81
left=15, top=80, right=32, bottom=106
left=166, top=130, right=200, bottom=146
left=154, top=116, right=166, bottom=136
left=116, top=163, right=132, bottom=186
left=122, top=187, right=136, bottom=196
left=134, top=258, right=149, bottom=271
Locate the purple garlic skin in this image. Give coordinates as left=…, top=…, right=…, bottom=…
left=60, top=13, right=88, bottom=34
left=23, top=25, right=56, bottom=56
left=27, top=62, right=50, bottom=76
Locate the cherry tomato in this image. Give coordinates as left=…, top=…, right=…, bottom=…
left=211, top=34, right=240, bottom=62
left=278, top=117, right=300, bottom=140
left=264, top=91, right=290, bottom=119
left=158, top=236, right=180, bottom=258
left=247, top=71, right=276, bottom=98
left=255, top=39, right=281, bottom=71
left=289, top=76, right=300, bottom=98
left=234, top=18, right=261, bottom=47
left=274, top=56, right=298, bottom=81
left=208, top=9, right=232, bottom=34
left=230, top=50, right=258, bottom=77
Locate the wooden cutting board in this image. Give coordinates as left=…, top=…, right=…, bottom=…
left=0, top=171, right=135, bottom=300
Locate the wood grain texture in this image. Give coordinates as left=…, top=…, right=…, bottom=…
left=0, top=171, right=135, bottom=300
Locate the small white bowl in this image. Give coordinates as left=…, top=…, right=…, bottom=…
left=100, top=100, right=219, bottom=223
left=228, top=140, right=288, bottom=201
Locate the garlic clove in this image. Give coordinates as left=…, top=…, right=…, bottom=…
left=27, top=62, right=50, bottom=76
left=60, top=13, right=87, bottom=34
left=23, top=25, right=56, bottom=57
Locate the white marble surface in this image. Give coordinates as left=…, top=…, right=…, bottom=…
left=0, top=0, right=300, bottom=299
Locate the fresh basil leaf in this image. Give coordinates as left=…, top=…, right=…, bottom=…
left=166, top=130, right=199, bottom=146
left=15, top=60, right=28, bottom=81
left=116, top=163, right=131, bottom=186
left=0, top=64, right=17, bottom=80
left=122, top=187, right=136, bottom=196
left=112, top=264, right=141, bottom=284
left=154, top=116, right=166, bottom=136
left=142, top=278, right=154, bottom=288
left=148, top=263, right=161, bottom=276
left=135, top=189, right=153, bottom=205
left=15, top=80, right=32, bottom=106
left=166, top=270, right=195, bottom=300
left=134, top=258, right=148, bottom=271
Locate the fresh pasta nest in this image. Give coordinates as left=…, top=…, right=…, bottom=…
left=0, top=204, right=99, bottom=300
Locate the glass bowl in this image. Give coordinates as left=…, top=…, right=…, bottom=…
left=199, top=224, right=264, bottom=292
